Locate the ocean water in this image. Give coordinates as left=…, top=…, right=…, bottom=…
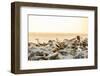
left=29, top=32, right=87, bottom=43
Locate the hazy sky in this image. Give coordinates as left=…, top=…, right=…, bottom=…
left=29, top=15, right=88, bottom=34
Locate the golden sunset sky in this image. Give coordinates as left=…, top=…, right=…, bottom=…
left=29, top=15, right=88, bottom=34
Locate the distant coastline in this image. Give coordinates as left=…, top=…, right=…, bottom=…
left=29, top=32, right=87, bottom=43
left=29, top=32, right=88, bottom=35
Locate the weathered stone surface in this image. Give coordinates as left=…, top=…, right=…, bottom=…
left=28, top=36, right=88, bottom=60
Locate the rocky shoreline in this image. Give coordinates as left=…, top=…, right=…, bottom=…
left=28, top=36, right=88, bottom=60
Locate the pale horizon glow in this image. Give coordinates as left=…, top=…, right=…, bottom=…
left=29, top=15, right=88, bottom=34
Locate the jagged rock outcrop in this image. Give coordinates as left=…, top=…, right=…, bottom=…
left=28, top=36, right=88, bottom=60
